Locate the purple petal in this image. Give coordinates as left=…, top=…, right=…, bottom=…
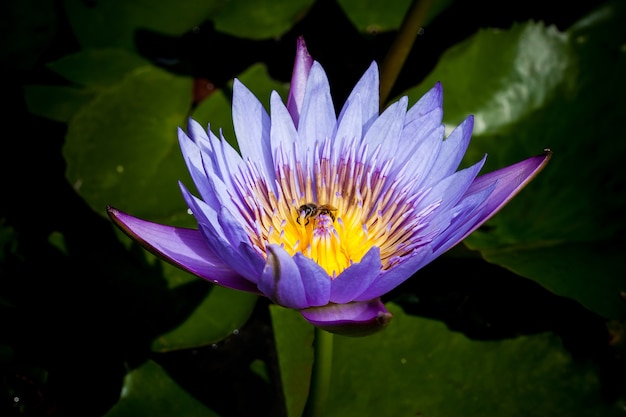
left=361, top=97, right=407, bottom=162
left=429, top=184, right=496, bottom=256
left=232, top=79, right=274, bottom=183
left=456, top=150, right=553, bottom=242
left=270, top=91, right=299, bottom=156
left=179, top=183, right=264, bottom=282
left=286, top=36, right=314, bottom=127
left=405, top=82, right=443, bottom=122
left=415, top=155, right=487, bottom=215
left=258, top=244, right=308, bottom=309
left=293, top=254, right=332, bottom=306
left=392, top=124, right=444, bottom=189
left=106, top=206, right=260, bottom=294
left=298, top=62, right=336, bottom=153
left=300, top=298, right=392, bottom=337
left=337, top=61, right=380, bottom=134
left=329, top=247, right=382, bottom=303
left=354, top=245, right=433, bottom=301
left=333, top=91, right=363, bottom=160
left=422, top=116, right=474, bottom=187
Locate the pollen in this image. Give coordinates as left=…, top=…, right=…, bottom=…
left=236, top=140, right=426, bottom=277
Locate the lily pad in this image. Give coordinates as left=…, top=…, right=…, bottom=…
left=401, top=2, right=626, bottom=319
left=103, top=360, right=219, bottom=417
left=325, top=303, right=620, bottom=417
left=212, top=0, right=315, bottom=40
left=62, top=0, right=227, bottom=49
left=152, top=286, right=258, bottom=352
left=61, top=54, right=195, bottom=224
left=338, top=0, right=453, bottom=33
left=269, top=305, right=314, bottom=417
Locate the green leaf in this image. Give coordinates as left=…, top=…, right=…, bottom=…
left=63, top=0, right=227, bottom=49
left=103, top=360, right=219, bottom=417
left=337, top=0, right=453, bottom=34
left=326, top=303, right=621, bottom=417
left=62, top=59, right=195, bottom=224
left=47, top=48, right=151, bottom=89
left=404, top=21, right=574, bottom=134
left=23, top=85, right=94, bottom=123
left=401, top=3, right=626, bottom=319
left=270, top=305, right=314, bottom=417
left=212, top=0, right=315, bottom=39
left=152, top=287, right=259, bottom=352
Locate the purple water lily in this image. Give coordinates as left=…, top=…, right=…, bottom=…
left=107, top=37, right=550, bottom=336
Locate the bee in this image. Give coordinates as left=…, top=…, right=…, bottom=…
left=296, top=203, right=337, bottom=225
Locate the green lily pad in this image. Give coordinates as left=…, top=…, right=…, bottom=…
left=152, top=286, right=258, bottom=352
left=269, top=305, right=314, bottom=417
left=103, top=360, right=219, bottom=417
left=47, top=48, right=151, bottom=89
left=324, top=303, right=620, bottom=417
left=63, top=0, right=227, bottom=49
left=401, top=2, right=626, bottom=319
left=212, top=0, right=315, bottom=39
left=61, top=54, right=195, bottom=224
left=338, top=0, right=453, bottom=33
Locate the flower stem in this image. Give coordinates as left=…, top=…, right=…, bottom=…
left=379, top=0, right=434, bottom=105
left=303, top=327, right=334, bottom=417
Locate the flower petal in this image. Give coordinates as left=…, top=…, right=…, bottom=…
left=293, top=253, right=331, bottom=306
left=360, top=96, right=408, bottom=162
left=406, top=82, right=443, bottom=121
left=258, top=244, right=308, bottom=309
left=270, top=90, right=299, bottom=157
left=232, top=79, right=274, bottom=183
left=422, top=115, right=474, bottom=188
left=179, top=184, right=264, bottom=282
left=337, top=61, right=379, bottom=134
left=300, top=298, right=392, bottom=337
left=286, top=36, right=314, bottom=127
left=330, top=247, right=382, bottom=303
left=298, top=62, right=336, bottom=158
left=456, top=150, right=553, bottom=242
left=106, top=206, right=260, bottom=294
left=354, top=245, right=433, bottom=301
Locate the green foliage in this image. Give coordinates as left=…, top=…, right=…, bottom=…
left=104, top=360, right=220, bottom=417
left=402, top=2, right=626, bottom=320
left=272, top=304, right=622, bottom=417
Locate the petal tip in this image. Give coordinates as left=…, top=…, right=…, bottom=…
left=301, top=299, right=392, bottom=337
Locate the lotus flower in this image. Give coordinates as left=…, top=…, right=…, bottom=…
left=107, top=37, right=550, bottom=336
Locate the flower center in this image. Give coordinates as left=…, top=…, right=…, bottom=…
left=235, top=140, right=430, bottom=278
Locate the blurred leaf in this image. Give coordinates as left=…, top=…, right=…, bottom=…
left=152, top=287, right=258, bottom=352
left=326, top=303, right=621, bottom=417
left=103, top=360, right=219, bottom=417
left=62, top=55, right=195, bottom=223
left=23, top=85, right=94, bottom=123
left=212, top=0, right=315, bottom=39
left=404, top=21, right=574, bottom=134
left=337, top=0, right=453, bottom=34
left=270, top=305, right=314, bottom=417
left=401, top=2, right=626, bottom=319
left=62, top=0, right=227, bottom=50
left=47, top=48, right=151, bottom=89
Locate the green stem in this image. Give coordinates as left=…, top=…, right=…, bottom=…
left=379, top=0, right=434, bottom=106
left=303, top=327, right=334, bottom=417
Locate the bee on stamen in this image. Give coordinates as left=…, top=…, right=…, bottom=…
left=296, top=203, right=337, bottom=225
